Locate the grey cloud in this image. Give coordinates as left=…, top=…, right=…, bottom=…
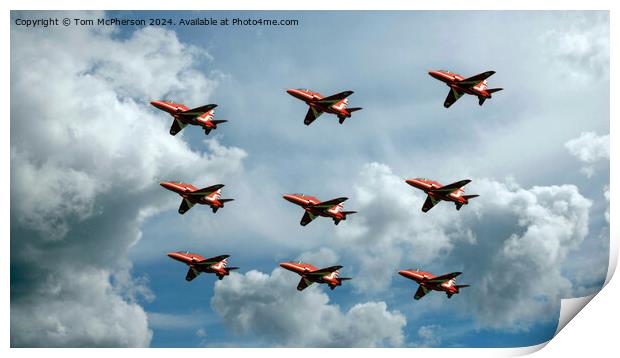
left=11, top=21, right=246, bottom=347
left=541, top=12, right=609, bottom=81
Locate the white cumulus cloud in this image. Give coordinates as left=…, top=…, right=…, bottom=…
left=211, top=269, right=406, bottom=347
left=335, top=162, right=592, bottom=330
left=564, top=132, right=610, bottom=177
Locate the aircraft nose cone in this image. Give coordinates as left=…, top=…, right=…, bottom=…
left=160, top=182, right=175, bottom=191
left=282, top=194, right=297, bottom=203
left=286, top=89, right=304, bottom=100
left=279, top=262, right=294, bottom=270
left=428, top=71, right=443, bottom=80
left=150, top=100, right=164, bottom=109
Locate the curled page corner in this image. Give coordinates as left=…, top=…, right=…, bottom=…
left=554, top=294, right=596, bottom=336
left=546, top=226, right=618, bottom=346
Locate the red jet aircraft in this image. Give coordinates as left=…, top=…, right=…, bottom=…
left=168, top=251, right=238, bottom=281
left=280, top=261, right=351, bottom=291
left=286, top=89, right=362, bottom=125
left=160, top=181, right=233, bottom=214
left=150, top=100, right=227, bottom=135
left=283, top=194, right=357, bottom=226
left=405, top=178, right=478, bottom=212
left=428, top=70, right=503, bottom=108
left=399, top=269, right=469, bottom=299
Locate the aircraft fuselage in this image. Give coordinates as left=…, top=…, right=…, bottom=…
left=286, top=89, right=353, bottom=118
left=150, top=100, right=219, bottom=129
left=160, top=181, right=226, bottom=208
left=428, top=70, right=492, bottom=98
left=405, top=179, right=469, bottom=206
left=282, top=194, right=347, bottom=220
left=167, top=252, right=229, bottom=276
left=279, top=262, right=342, bottom=287
left=398, top=270, right=458, bottom=294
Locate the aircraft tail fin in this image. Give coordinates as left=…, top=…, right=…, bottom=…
left=478, top=96, right=486, bottom=106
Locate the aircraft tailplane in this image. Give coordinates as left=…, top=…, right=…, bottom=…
left=455, top=284, right=470, bottom=292
left=219, top=198, right=234, bottom=204
left=347, top=107, right=363, bottom=113
left=486, top=88, right=503, bottom=94
left=463, top=194, right=479, bottom=202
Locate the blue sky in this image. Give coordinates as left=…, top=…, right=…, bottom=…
left=11, top=10, right=609, bottom=348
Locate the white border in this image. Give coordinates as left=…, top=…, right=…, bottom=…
left=3, top=0, right=616, bottom=356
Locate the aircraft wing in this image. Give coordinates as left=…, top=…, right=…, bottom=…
left=170, top=119, right=188, bottom=135
left=422, top=195, right=439, bottom=213
left=456, top=71, right=495, bottom=88
left=426, top=272, right=462, bottom=284
left=311, top=197, right=348, bottom=209
left=178, top=198, right=195, bottom=214
left=195, top=255, right=230, bottom=266
left=179, top=104, right=217, bottom=119
left=187, top=184, right=225, bottom=197
left=307, top=265, right=343, bottom=277
left=297, top=277, right=314, bottom=291
left=444, top=88, right=464, bottom=108
left=315, top=91, right=354, bottom=106
left=304, top=106, right=324, bottom=125
left=300, top=211, right=317, bottom=226
left=414, top=285, right=429, bottom=300
left=186, top=267, right=201, bottom=282
left=431, top=179, right=471, bottom=194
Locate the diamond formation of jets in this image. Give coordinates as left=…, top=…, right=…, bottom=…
left=286, top=89, right=362, bottom=125
left=405, top=178, right=479, bottom=212
left=428, top=70, right=503, bottom=108
left=168, top=251, right=239, bottom=281
left=160, top=181, right=234, bottom=214
left=151, top=100, right=227, bottom=135
left=399, top=269, right=469, bottom=300
left=283, top=194, right=357, bottom=226
left=280, top=261, right=352, bottom=291
left=153, top=70, right=496, bottom=301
